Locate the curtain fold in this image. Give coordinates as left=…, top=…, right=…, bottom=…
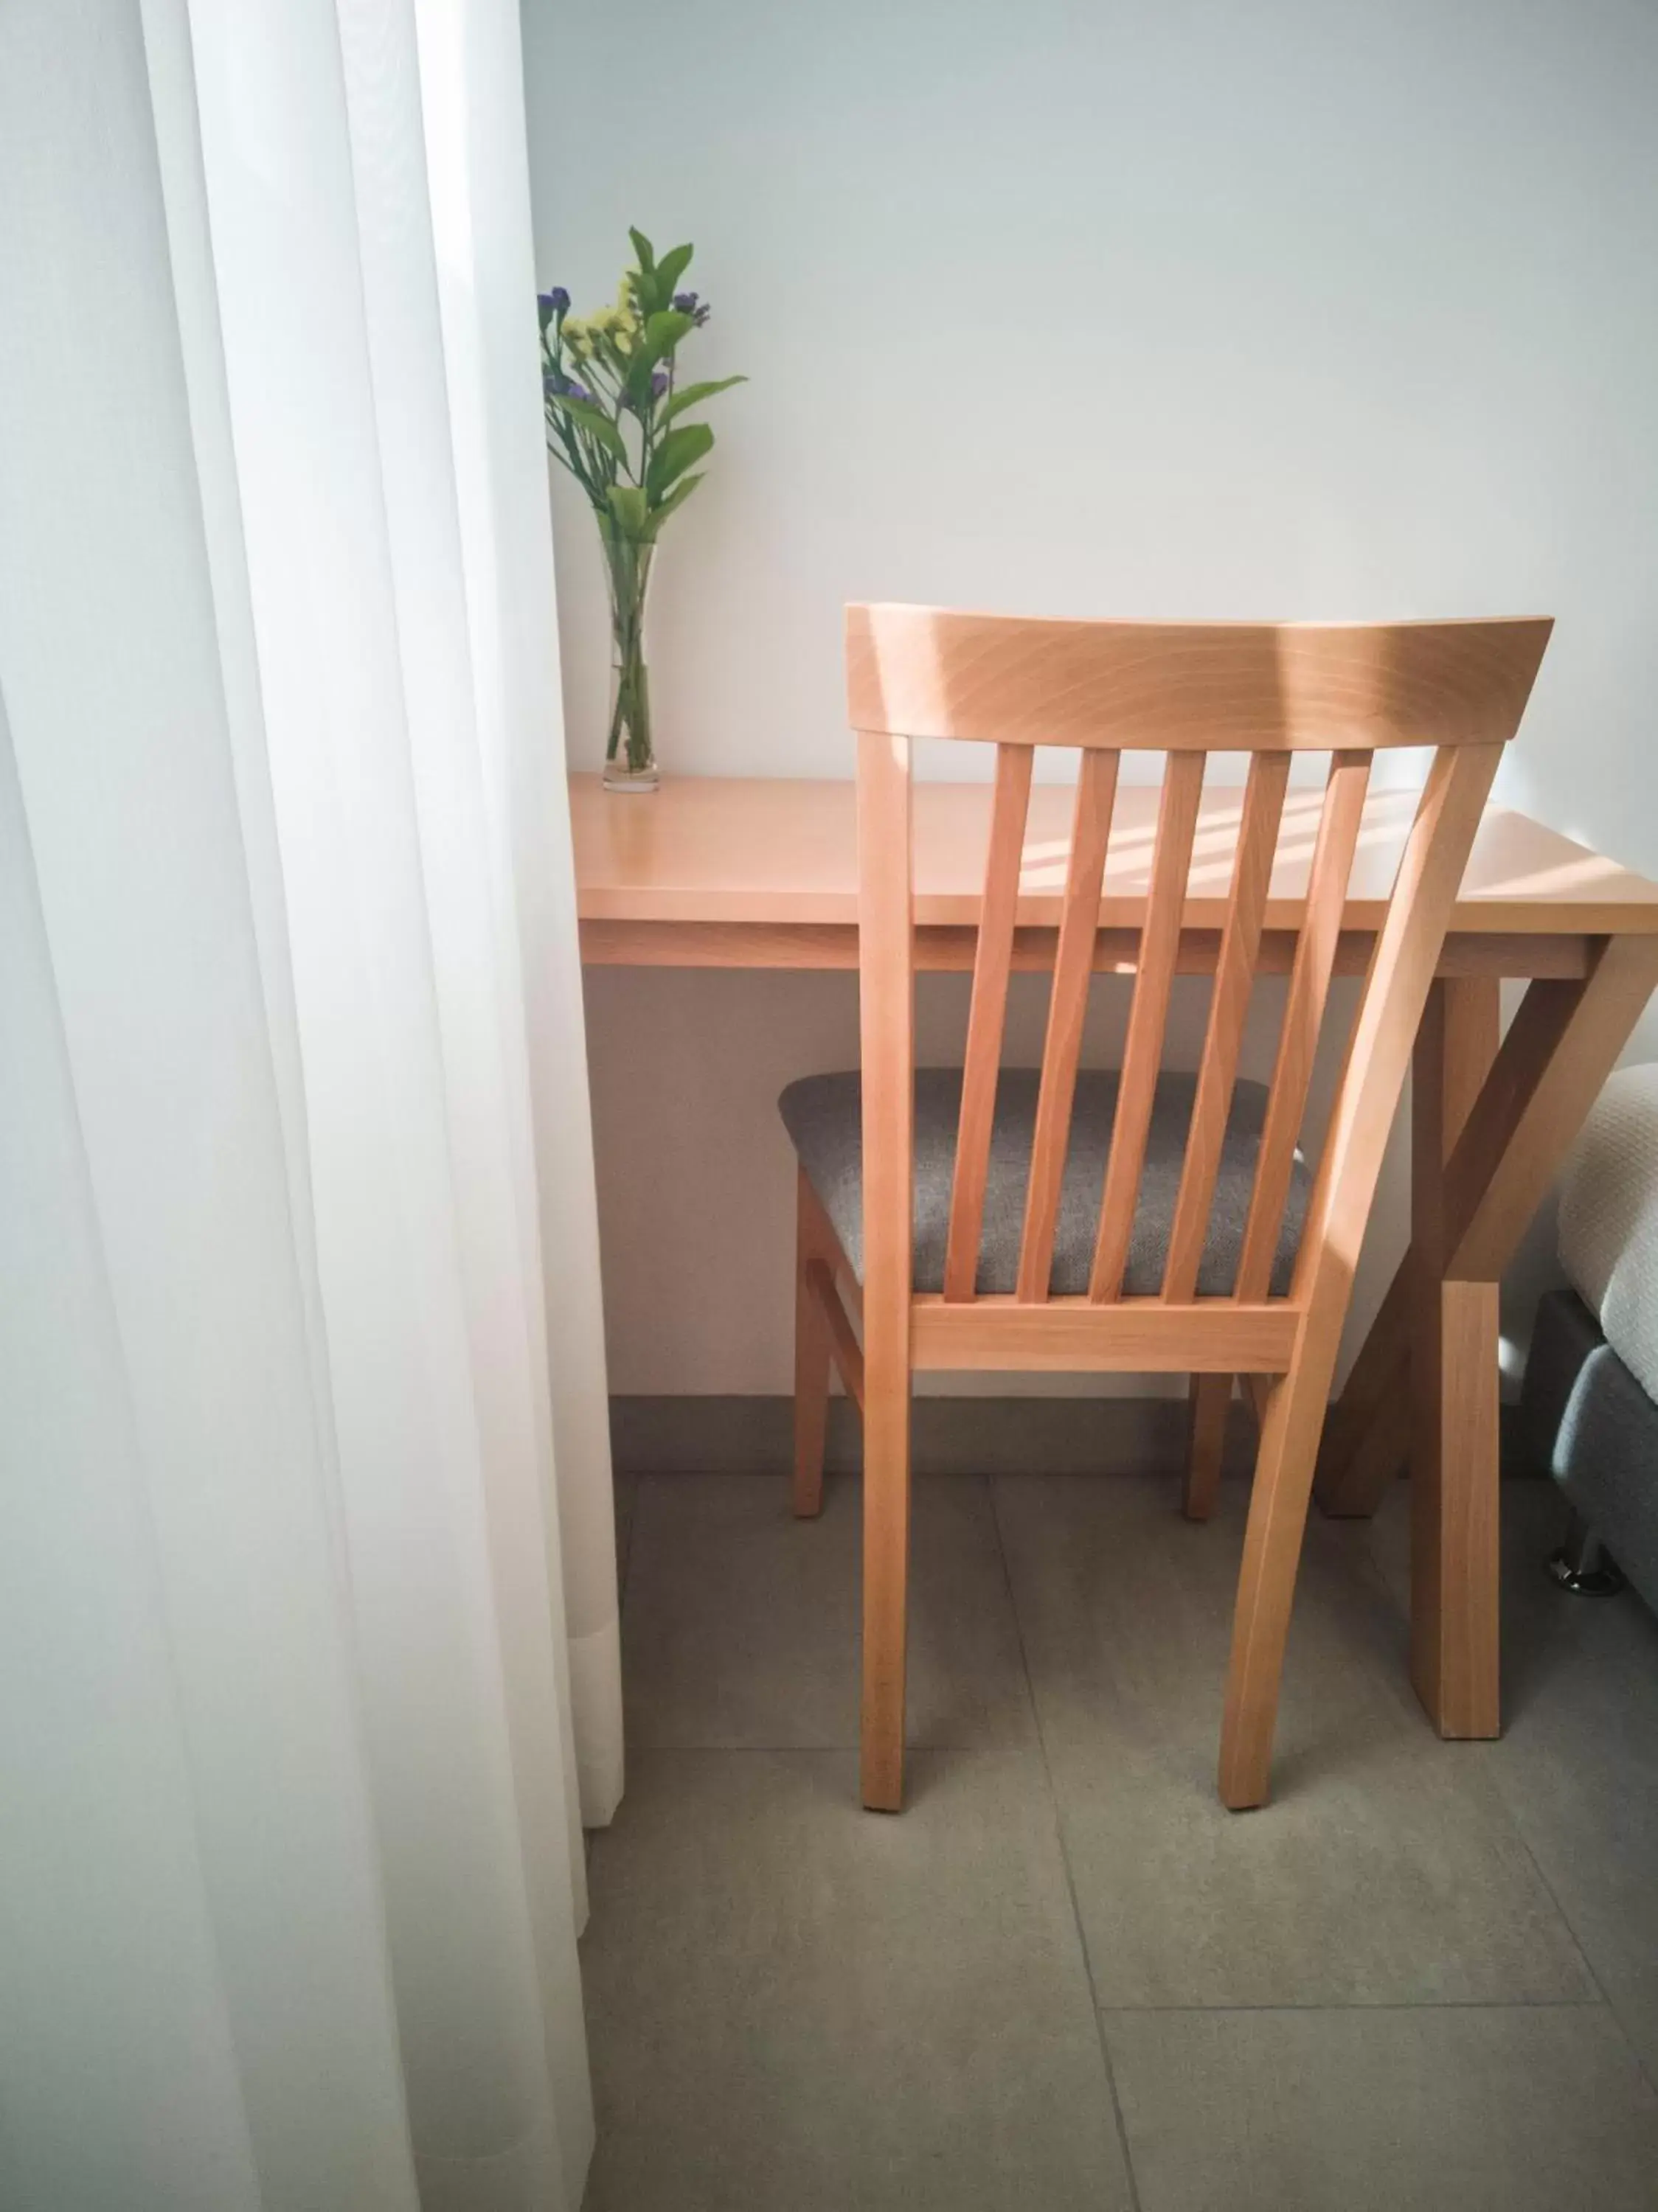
left=0, top=1, right=616, bottom=2205
left=408, top=0, right=625, bottom=1834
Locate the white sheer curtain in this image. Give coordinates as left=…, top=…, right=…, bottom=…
left=0, top=1, right=620, bottom=2205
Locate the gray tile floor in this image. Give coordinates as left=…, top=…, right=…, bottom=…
left=583, top=1468, right=1658, bottom=2211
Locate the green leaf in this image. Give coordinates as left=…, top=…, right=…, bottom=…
left=646, top=420, right=714, bottom=500
left=640, top=309, right=696, bottom=368
left=644, top=470, right=704, bottom=535
left=655, top=243, right=694, bottom=299
left=625, top=229, right=659, bottom=313
left=552, top=394, right=625, bottom=460
left=622, top=345, right=659, bottom=411
left=662, top=375, right=746, bottom=425
left=606, top=484, right=649, bottom=536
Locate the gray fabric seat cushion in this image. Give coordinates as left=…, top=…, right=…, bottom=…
left=778, top=1068, right=1308, bottom=1298
left=1558, top=1063, right=1658, bottom=1404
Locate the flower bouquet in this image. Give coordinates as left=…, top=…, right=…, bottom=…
left=540, top=230, right=743, bottom=790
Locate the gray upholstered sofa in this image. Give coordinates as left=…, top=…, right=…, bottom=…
left=1522, top=1065, right=1658, bottom=1610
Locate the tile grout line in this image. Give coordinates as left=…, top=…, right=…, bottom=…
left=1349, top=1487, right=1657, bottom=2088
left=988, top=1475, right=1145, bottom=2212
left=1509, top=1818, right=1658, bottom=2101
left=1087, top=1996, right=1614, bottom=2014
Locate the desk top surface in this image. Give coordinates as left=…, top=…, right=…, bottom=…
left=570, top=772, right=1658, bottom=935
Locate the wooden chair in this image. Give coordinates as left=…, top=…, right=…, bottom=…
left=783, top=604, right=1551, bottom=1814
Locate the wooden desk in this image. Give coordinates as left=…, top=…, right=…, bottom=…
left=572, top=771, right=1658, bottom=1743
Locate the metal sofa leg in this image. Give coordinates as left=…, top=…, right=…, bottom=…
left=1549, top=1509, right=1627, bottom=1596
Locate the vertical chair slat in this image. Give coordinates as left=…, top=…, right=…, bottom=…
left=943, top=744, right=1034, bottom=1300
left=1233, top=749, right=1373, bottom=1301
left=1016, top=748, right=1120, bottom=1301
left=1089, top=750, right=1207, bottom=1301
left=1162, top=754, right=1291, bottom=1301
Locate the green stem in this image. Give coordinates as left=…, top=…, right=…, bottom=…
left=603, top=535, right=654, bottom=773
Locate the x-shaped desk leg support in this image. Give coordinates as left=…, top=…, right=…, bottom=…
left=1314, top=934, right=1658, bottom=1736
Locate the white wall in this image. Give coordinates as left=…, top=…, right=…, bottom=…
left=521, top=0, right=1658, bottom=1399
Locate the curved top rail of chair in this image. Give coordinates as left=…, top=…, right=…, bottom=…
left=844, top=604, right=1553, bottom=753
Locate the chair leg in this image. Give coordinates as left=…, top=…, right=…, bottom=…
left=1218, top=1352, right=1336, bottom=1809
left=1184, top=1373, right=1232, bottom=1520
left=1242, top=1372, right=1274, bottom=1430
left=860, top=1319, right=911, bottom=1812
left=792, top=1170, right=832, bottom=1518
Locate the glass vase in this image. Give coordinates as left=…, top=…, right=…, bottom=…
left=600, top=532, right=658, bottom=793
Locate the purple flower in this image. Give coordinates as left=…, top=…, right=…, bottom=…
left=538, top=286, right=571, bottom=317
left=673, top=291, right=712, bottom=327
left=544, top=369, right=594, bottom=403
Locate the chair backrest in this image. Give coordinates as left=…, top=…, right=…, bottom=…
left=844, top=604, right=1552, bottom=1368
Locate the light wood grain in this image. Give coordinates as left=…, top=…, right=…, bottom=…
left=846, top=605, right=1552, bottom=752
left=1219, top=743, right=1502, bottom=1809
left=1318, top=940, right=1658, bottom=1528
left=945, top=744, right=1033, bottom=1299
left=806, top=1258, right=865, bottom=1413
left=1165, top=754, right=1291, bottom=1301
left=856, top=729, right=915, bottom=1814
left=578, top=916, right=1596, bottom=980
left=1090, top=753, right=1207, bottom=1300
left=569, top=774, right=1658, bottom=939
left=909, top=1296, right=1298, bottom=1372
left=794, top=605, right=1584, bottom=1815
left=574, top=566, right=1658, bottom=1829
left=1235, top=751, right=1373, bottom=1301
left=1409, top=979, right=1502, bottom=1737
left=1017, top=750, right=1120, bottom=1300
left=1445, top=936, right=1658, bottom=1284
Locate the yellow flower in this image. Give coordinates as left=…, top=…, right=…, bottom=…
left=580, top=299, right=634, bottom=353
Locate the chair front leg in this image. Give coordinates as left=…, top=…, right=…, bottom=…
left=1218, top=1353, right=1333, bottom=1809
left=860, top=1310, right=912, bottom=1812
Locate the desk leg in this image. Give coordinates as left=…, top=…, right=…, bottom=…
left=1313, top=940, right=1658, bottom=1739
left=1410, top=978, right=1502, bottom=1737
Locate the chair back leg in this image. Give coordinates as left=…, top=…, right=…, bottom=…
left=792, top=1169, right=834, bottom=1518
left=1184, top=1372, right=1232, bottom=1521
